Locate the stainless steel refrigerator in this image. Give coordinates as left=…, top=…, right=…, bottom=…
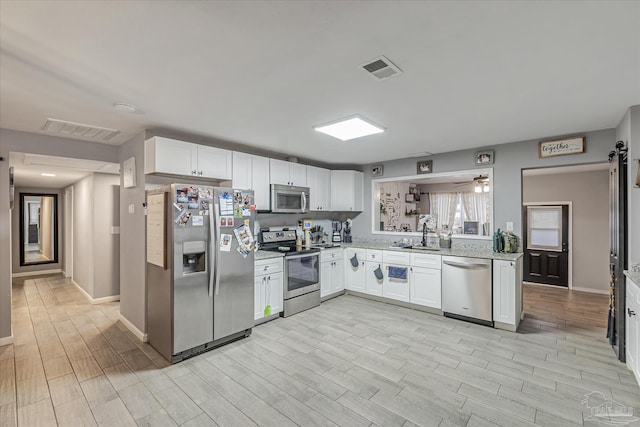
left=147, top=184, right=255, bottom=363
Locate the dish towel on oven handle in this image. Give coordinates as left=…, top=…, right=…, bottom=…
left=387, top=266, right=408, bottom=280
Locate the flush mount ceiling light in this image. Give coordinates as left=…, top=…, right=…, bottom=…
left=114, top=103, right=136, bottom=113
left=41, top=173, right=56, bottom=177
left=314, top=115, right=385, bottom=141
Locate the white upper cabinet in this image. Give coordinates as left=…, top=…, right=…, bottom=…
left=270, top=159, right=307, bottom=187
left=306, top=165, right=331, bottom=211
left=232, top=152, right=270, bottom=210
left=145, top=136, right=232, bottom=180
left=330, top=170, right=364, bottom=211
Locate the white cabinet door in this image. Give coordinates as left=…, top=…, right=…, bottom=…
left=197, top=145, right=232, bottom=180
left=254, top=275, right=265, bottom=321
left=345, top=249, right=366, bottom=292
left=289, top=162, right=307, bottom=187
left=232, top=152, right=252, bottom=190
left=307, top=166, right=331, bottom=211
left=145, top=137, right=195, bottom=176
left=493, top=260, right=516, bottom=325
left=270, top=159, right=291, bottom=185
left=251, top=155, right=270, bottom=211
left=626, top=280, right=638, bottom=377
left=265, top=272, right=284, bottom=316
left=330, top=170, right=364, bottom=211
left=410, top=266, right=441, bottom=309
left=382, top=263, right=410, bottom=302
left=366, top=262, right=383, bottom=296
left=320, top=261, right=332, bottom=298
left=332, top=258, right=345, bottom=293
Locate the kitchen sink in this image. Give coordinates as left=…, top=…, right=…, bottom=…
left=409, top=245, right=441, bottom=251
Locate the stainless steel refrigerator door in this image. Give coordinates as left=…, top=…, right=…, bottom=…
left=172, top=184, right=214, bottom=354
left=212, top=188, right=255, bottom=341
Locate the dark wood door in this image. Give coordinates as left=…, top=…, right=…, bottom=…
left=523, top=205, right=569, bottom=287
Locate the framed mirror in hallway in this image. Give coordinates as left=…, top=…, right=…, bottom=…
left=19, top=193, right=58, bottom=266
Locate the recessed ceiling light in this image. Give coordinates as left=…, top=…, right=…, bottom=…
left=314, top=115, right=385, bottom=141
left=41, top=173, right=56, bottom=177
left=114, top=103, right=136, bottom=113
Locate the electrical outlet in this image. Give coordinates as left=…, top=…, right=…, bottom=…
left=128, top=204, right=135, bottom=214
left=506, top=222, right=513, bottom=232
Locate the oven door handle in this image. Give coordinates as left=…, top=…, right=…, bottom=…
left=284, top=252, right=319, bottom=260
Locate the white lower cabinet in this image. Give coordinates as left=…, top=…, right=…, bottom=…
left=320, top=249, right=345, bottom=298
left=345, top=248, right=366, bottom=292
left=492, top=258, right=523, bottom=331
left=627, top=278, right=640, bottom=383
left=365, top=261, right=384, bottom=296
left=254, top=258, right=284, bottom=321
left=409, top=253, right=441, bottom=309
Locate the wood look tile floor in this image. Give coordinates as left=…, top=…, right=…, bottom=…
left=1, top=275, right=638, bottom=426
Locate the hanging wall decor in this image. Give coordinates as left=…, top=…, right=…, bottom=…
left=539, top=137, right=585, bottom=158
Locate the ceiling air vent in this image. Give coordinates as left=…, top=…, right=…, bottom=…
left=42, top=118, right=119, bottom=141
left=361, top=56, right=402, bottom=81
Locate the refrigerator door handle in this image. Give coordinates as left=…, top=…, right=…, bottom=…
left=208, top=202, right=215, bottom=297
left=213, top=201, right=222, bottom=296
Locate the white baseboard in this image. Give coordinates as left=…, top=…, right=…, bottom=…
left=12, top=269, right=61, bottom=278
left=571, top=286, right=610, bottom=295
left=72, top=280, right=120, bottom=305
left=0, top=335, right=14, bottom=346
left=118, top=313, right=147, bottom=342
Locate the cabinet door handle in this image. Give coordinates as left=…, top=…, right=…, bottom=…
left=629, top=308, right=637, bottom=317
left=198, top=171, right=203, bottom=176
left=192, top=170, right=197, bottom=175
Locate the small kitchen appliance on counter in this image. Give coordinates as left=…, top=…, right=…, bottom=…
left=332, top=220, right=342, bottom=243
left=343, top=219, right=352, bottom=243
left=259, top=229, right=321, bottom=317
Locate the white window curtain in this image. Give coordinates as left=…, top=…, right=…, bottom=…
left=462, top=192, right=488, bottom=225
left=429, top=192, right=457, bottom=229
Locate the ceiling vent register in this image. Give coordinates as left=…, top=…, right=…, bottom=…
left=361, top=56, right=402, bottom=80
left=42, top=118, right=119, bottom=141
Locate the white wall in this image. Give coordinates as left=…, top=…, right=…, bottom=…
left=0, top=128, right=119, bottom=341
left=523, top=170, right=609, bottom=292
left=92, top=175, right=120, bottom=299
left=73, top=175, right=94, bottom=296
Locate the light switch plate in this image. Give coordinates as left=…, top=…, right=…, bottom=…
left=111, top=226, right=120, bottom=234
left=506, top=221, right=513, bottom=232
left=128, top=204, right=135, bottom=214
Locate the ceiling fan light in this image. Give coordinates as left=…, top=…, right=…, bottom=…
left=483, top=182, right=490, bottom=192
left=474, top=183, right=482, bottom=193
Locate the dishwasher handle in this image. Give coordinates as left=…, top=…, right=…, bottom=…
left=443, top=260, right=490, bottom=269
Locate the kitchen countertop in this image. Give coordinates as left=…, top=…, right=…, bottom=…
left=624, top=270, right=640, bottom=287
left=339, top=240, right=523, bottom=261
left=255, top=251, right=286, bottom=260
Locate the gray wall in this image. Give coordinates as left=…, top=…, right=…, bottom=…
left=523, top=170, right=609, bottom=292
left=0, top=128, right=119, bottom=341
left=11, top=187, right=64, bottom=274
left=73, top=175, right=95, bottom=296
left=616, top=105, right=640, bottom=267
left=353, top=128, right=616, bottom=244
left=118, top=132, right=147, bottom=334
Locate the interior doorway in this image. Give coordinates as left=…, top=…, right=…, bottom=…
left=522, top=203, right=570, bottom=287
left=522, top=163, right=609, bottom=294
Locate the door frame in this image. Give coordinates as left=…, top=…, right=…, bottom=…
left=522, top=201, right=573, bottom=289
left=64, top=186, right=73, bottom=279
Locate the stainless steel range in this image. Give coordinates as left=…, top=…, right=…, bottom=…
left=260, top=230, right=320, bottom=317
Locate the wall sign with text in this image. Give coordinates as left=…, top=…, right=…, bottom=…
left=538, top=137, right=585, bottom=158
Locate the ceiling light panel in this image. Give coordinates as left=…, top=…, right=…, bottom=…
left=314, top=116, right=385, bottom=141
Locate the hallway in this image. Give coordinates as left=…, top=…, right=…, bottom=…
left=0, top=274, right=637, bottom=426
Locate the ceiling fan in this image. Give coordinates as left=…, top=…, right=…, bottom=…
left=453, top=175, right=490, bottom=192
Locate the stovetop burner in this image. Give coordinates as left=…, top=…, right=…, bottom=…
left=259, top=229, right=320, bottom=256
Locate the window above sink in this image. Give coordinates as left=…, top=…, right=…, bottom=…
left=371, top=168, right=493, bottom=240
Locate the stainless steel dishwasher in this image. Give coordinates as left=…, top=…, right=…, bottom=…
left=442, top=256, right=493, bottom=326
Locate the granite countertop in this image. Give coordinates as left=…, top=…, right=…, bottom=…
left=339, top=241, right=523, bottom=261
left=255, top=251, right=286, bottom=260
left=624, top=270, right=640, bottom=286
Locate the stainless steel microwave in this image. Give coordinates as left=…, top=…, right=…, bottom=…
left=270, top=184, right=309, bottom=213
